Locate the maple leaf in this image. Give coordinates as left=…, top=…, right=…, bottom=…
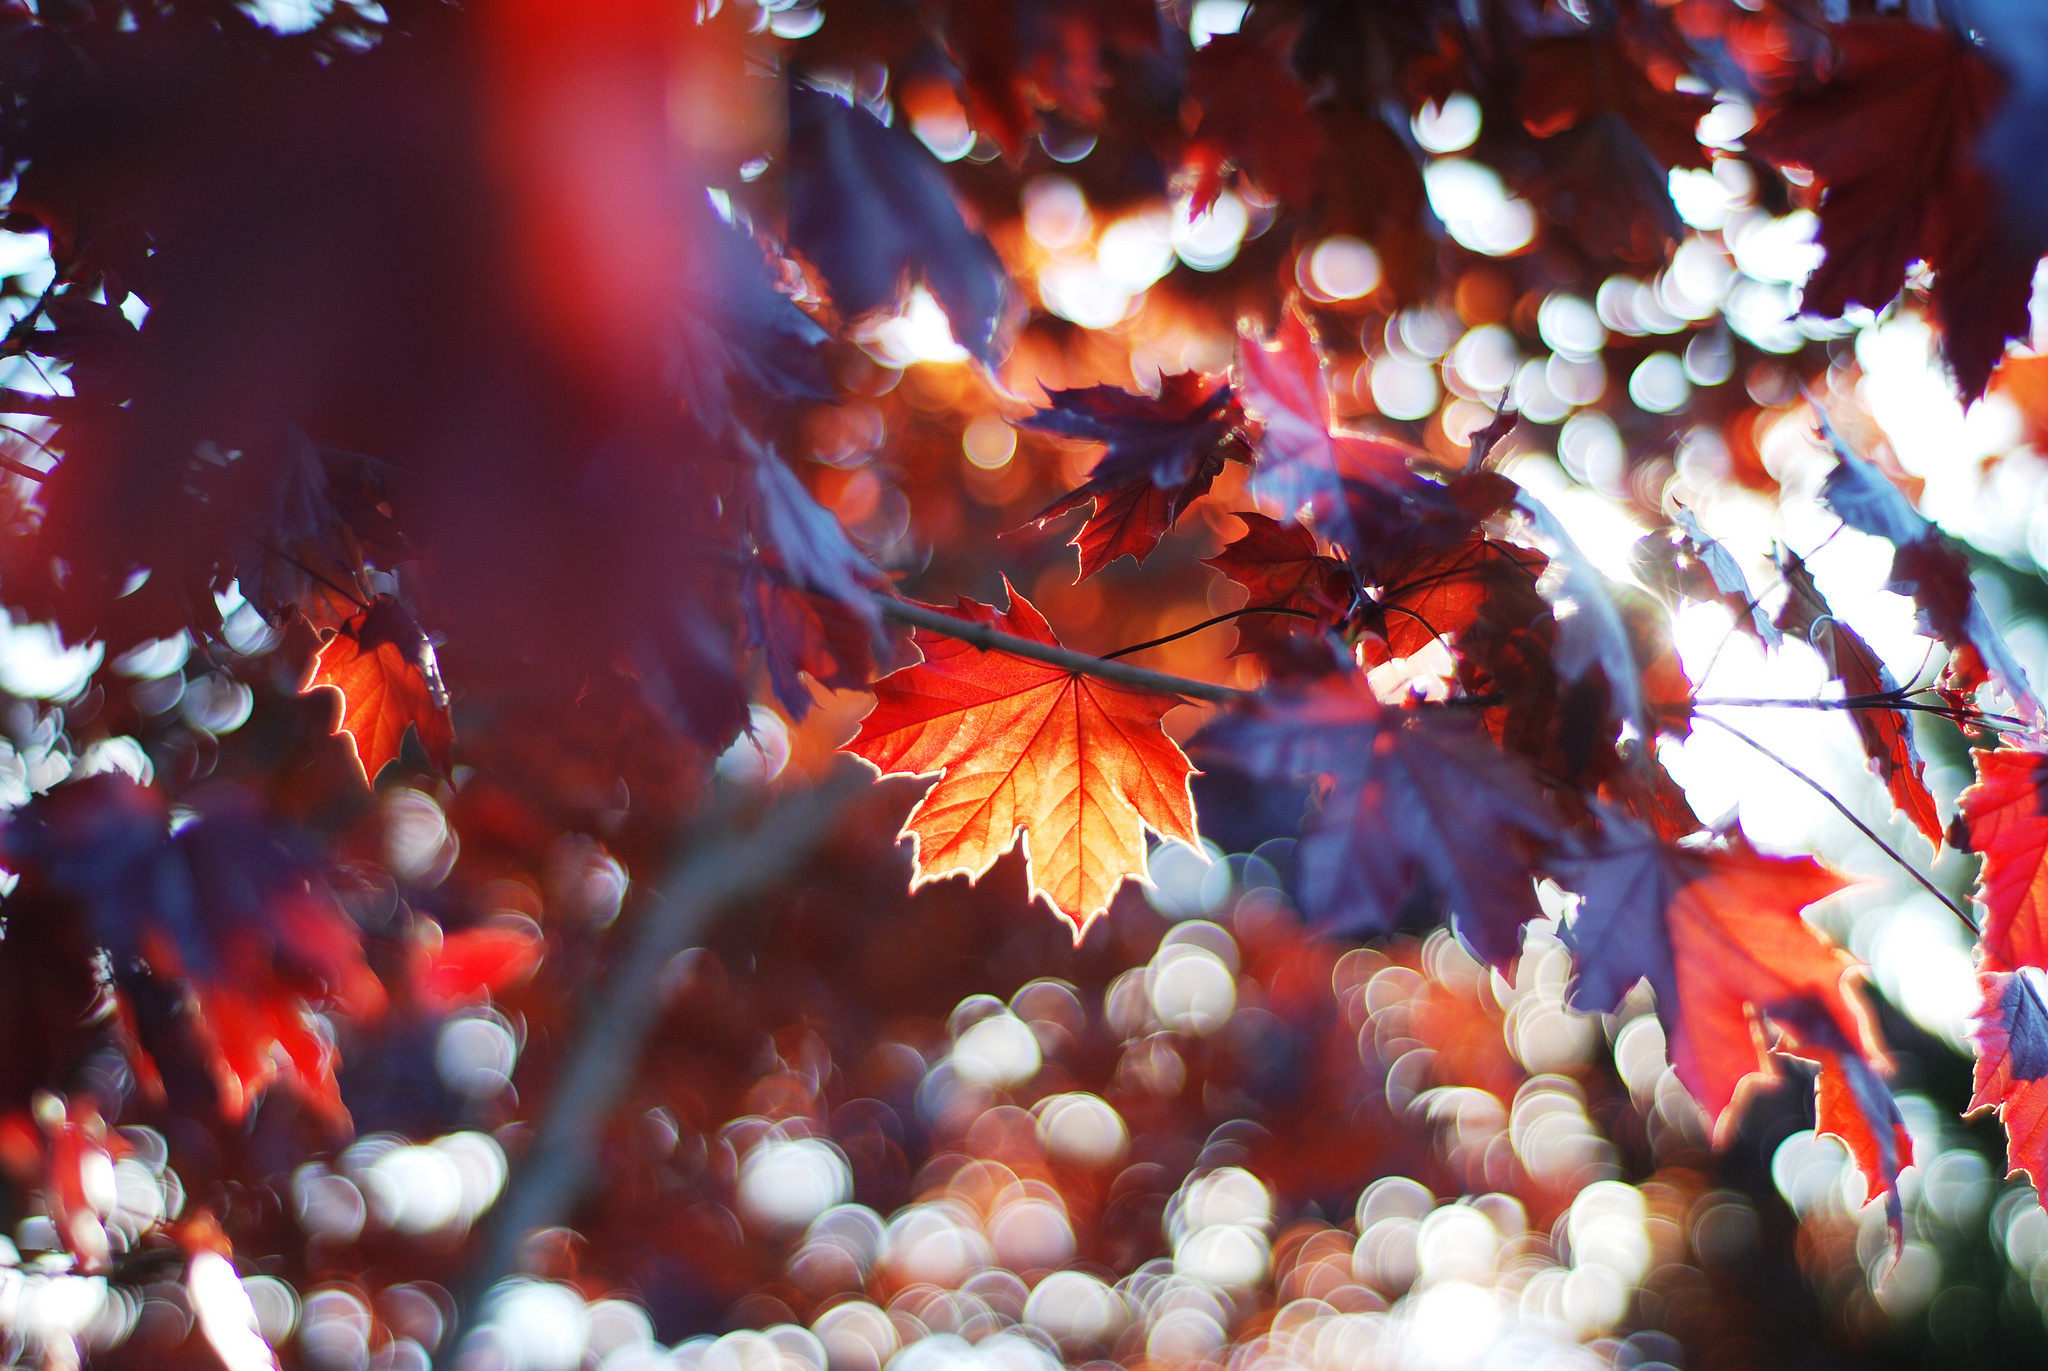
left=302, top=595, right=455, bottom=787
left=1968, top=969, right=2048, bottom=1199
left=668, top=208, right=835, bottom=437
left=1195, top=673, right=1559, bottom=967
left=1514, top=36, right=1712, bottom=263
left=787, top=84, right=1007, bottom=362
left=1553, top=820, right=1864, bottom=1138
left=1775, top=549, right=1940, bottom=849
left=1, top=777, right=384, bottom=1127
left=1185, top=32, right=1324, bottom=214
left=1517, top=35, right=1713, bottom=173
left=1368, top=535, right=1549, bottom=661
left=1238, top=311, right=1428, bottom=547
left=1201, top=512, right=1357, bottom=666
left=842, top=583, right=1198, bottom=940
left=1772, top=1001, right=1913, bottom=1243
left=746, top=446, right=900, bottom=717
left=1630, top=511, right=1780, bottom=648
left=1514, top=492, right=1651, bottom=740
left=1956, top=745, right=2048, bottom=973
left=1814, top=426, right=2042, bottom=724
left=1598, top=742, right=1703, bottom=843
left=414, top=922, right=544, bottom=1012
left=1749, top=20, right=2031, bottom=399
left=939, top=0, right=1157, bottom=162
left=1023, top=374, right=1240, bottom=579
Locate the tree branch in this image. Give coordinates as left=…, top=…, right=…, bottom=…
left=875, top=595, right=1255, bottom=705
left=446, top=764, right=873, bottom=1364
left=0, top=388, right=89, bottom=417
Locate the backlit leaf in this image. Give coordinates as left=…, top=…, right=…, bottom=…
left=302, top=596, right=455, bottom=786
left=843, top=583, right=1198, bottom=940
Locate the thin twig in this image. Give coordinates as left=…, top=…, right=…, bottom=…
left=1696, top=712, right=1978, bottom=934
left=1102, top=606, right=1320, bottom=661
left=1688, top=694, right=2029, bottom=731
left=447, top=765, right=872, bottom=1365
left=876, top=595, right=1254, bottom=705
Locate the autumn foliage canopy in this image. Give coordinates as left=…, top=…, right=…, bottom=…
left=6, top=0, right=2048, bottom=1368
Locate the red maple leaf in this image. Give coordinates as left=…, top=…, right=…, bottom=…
left=1024, top=374, right=1240, bottom=579
left=1772, top=1003, right=1913, bottom=1242
left=1196, top=672, right=1559, bottom=967
left=1370, top=535, right=1550, bottom=661
left=1956, top=745, right=2048, bottom=972
left=1238, top=311, right=1428, bottom=545
left=1749, top=21, right=2031, bottom=399
left=1554, top=822, right=1865, bottom=1138
left=414, top=922, right=545, bottom=1011
left=842, top=584, right=1198, bottom=940
left=1185, top=32, right=1325, bottom=214
left=1969, top=969, right=2048, bottom=1200
left=1775, top=550, right=1941, bottom=849
left=302, top=595, right=455, bottom=786
left=1201, top=512, right=1356, bottom=665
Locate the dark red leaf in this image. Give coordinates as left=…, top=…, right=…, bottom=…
left=1024, top=374, right=1238, bottom=578
left=1749, top=21, right=2031, bottom=399
left=1185, top=32, right=1324, bottom=213
left=1196, top=673, right=1559, bottom=967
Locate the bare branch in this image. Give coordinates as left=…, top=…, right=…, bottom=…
left=448, top=764, right=874, bottom=1360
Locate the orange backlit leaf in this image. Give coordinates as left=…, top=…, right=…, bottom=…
left=302, top=595, right=455, bottom=786
left=843, top=582, right=1197, bottom=940
left=1957, top=745, right=2048, bottom=973
left=1773, top=1004, right=1912, bottom=1243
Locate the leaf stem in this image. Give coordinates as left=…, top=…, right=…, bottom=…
left=1695, top=711, right=1978, bottom=934
left=874, top=594, right=1255, bottom=705
left=1101, top=606, right=1321, bottom=661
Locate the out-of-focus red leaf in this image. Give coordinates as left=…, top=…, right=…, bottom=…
left=1185, top=32, right=1324, bottom=213
left=302, top=595, right=455, bottom=786
left=1, top=777, right=384, bottom=1128
left=415, top=921, right=545, bottom=1010
left=942, top=0, right=1156, bottom=162
left=1517, top=35, right=1713, bottom=171
left=1749, top=21, right=2030, bottom=398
